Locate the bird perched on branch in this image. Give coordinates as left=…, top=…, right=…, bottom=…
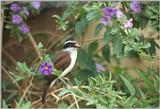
left=42, top=40, right=81, bottom=104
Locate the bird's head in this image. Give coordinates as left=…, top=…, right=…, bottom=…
left=63, top=40, right=81, bottom=50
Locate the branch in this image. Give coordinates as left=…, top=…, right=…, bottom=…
left=2, top=50, right=17, bottom=65
left=2, top=66, right=21, bottom=90
left=18, top=76, right=34, bottom=105
left=45, top=30, right=58, bottom=47
left=28, top=33, right=41, bottom=59
left=68, top=98, right=82, bottom=109
left=45, top=28, right=74, bottom=53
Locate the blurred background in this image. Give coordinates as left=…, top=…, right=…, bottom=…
left=1, top=1, right=159, bottom=108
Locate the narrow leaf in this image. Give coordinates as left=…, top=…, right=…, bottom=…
left=88, top=41, right=98, bottom=55
left=94, top=23, right=103, bottom=36
left=103, top=31, right=111, bottom=44
left=120, top=75, right=135, bottom=96
left=102, top=44, right=110, bottom=62
left=58, top=89, right=71, bottom=97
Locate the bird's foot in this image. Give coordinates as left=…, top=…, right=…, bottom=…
left=58, top=77, right=70, bottom=88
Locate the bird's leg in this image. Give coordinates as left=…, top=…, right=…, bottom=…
left=58, top=77, right=69, bottom=88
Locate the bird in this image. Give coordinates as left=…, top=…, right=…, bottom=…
left=41, top=39, right=81, bottom=104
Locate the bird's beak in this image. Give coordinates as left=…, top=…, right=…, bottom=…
left=75, top=43, right=81, bottom=48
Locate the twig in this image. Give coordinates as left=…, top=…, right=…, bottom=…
left=2, top=66, right=21, bottom=91
left=2, top=38, right=17, bottom=49
left=94, top=44, right=106, bottom=55
left=2, top=50, right=17, bottom=65
left=68, top=98, right=82, bottom=109
left=51, top=92, right=60, bottom=102
left=31, top=86, right=87, bottom=107
left=83, top=38, right=103, bottom=43
left=19, top=76, right=34, bottom=105
left=5, top=89, right=41, bottom=95
left=45, top=30, right=58, bottom=47
left=45, top=28, right=74, bottom=53
left=71, top=92, right=79, bottom=109
left=28, top=33, right=41, bottom=59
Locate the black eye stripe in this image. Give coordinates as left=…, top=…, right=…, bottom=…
left=63, top=42, right=76, bottom=49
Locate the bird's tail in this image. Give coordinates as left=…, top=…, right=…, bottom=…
left=41, top=78, right=59, bottom=104
left=41, top=84, right=50, bottom=104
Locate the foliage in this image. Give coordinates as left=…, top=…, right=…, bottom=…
left=2, top=1, right=159, bottom=108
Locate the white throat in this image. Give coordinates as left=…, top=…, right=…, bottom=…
left=61, top=47, right=78, bottom=77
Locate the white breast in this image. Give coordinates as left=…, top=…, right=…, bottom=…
left=60, top=48, right=77, bottom=77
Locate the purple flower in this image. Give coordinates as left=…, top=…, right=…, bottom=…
left=124, top=18, right=133, bottom=28
left=39, top=62, right=53, bottom=75
left=96, top=63, right=105, bottom=73
left=100, top=17, right=109, bottom=25
left=100, top=7, right=117, bottom=25
left=116, top=10, right=125, bottom=19
left=23, top=7, right=29, bottom=16
left=12, top=15, right=22, bottom=24
left=102, top=7, right=117, bottom=19
left=31, top=1, right=41, bottom=9
left=10, top=3, right=20, bottom=12
left=20, top=24, right=30, bottom=33
left=130, top=1, right=141, bottom=13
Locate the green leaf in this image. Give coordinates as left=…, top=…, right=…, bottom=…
left=58, top=89, right=71, bottom=97
left=88, top=41, right=98, bottom=55
left=13, top=75, right=23, bottom=83
left=17, top=62, right=27, bottom=73
left=139, top=17, right=148, bottom=30
left=129, top=28, right=138, bottom=37
left=94, top=23, right=103, bottom=36
left=17, top=101, right=31, bottom=109
left=122, top=96, right=138, bottom=108
left=58, top=102, right=68, bottom=108
left=16, top=62, right=31, bottom=74
left=75, top=18, right=87, bottom=35
left=2, top=100, right=8, bottom=108
left=86, top=11, right=98, bottom=21
left=62, top=8, right=72, bottom=20
left=148, top=5, right=159, bottom=13
left=96, top=104, right=107, bottom=109
left=76, top=69, right=97, bottom=82
left=144, top=6, right=154, bottom=18
left=120, top=75, right=136, bottom=96
left=103, top=31, right=111, bottom=44
left=140, top=90, right=146, bottom=100
left=2, top=80, right=9, bottom=90
left=136, top=69, right=154, bottom=94
left=43, top=54, right=52, bottom=62
left=112, top=37, right=123, bottom=56
left=102, top=44, right=110, bottom=62
left=77, top=49, right=96, bottom=72
left=5, top=24, right=12, bottom=29
left=37, top=42, right=44, bottom=50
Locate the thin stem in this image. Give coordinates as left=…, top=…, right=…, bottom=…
left=71, top=92, right=79, bottom=109
left=2, top=50, right=17, bottom=65
left=94, top=44, right=105, bottom=55
left=46, top=28, right=74, bottom=53
left=45, top=30, right=58, bottom=47
left=5, top=89, right=41, bottom=95
left=28, top=33, right=41, bottom=59
left=2, top=66, right=21, bottom=91
left=68, top=98, right=82, bottom=109
left=19, top=76, right=34, bottom=105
